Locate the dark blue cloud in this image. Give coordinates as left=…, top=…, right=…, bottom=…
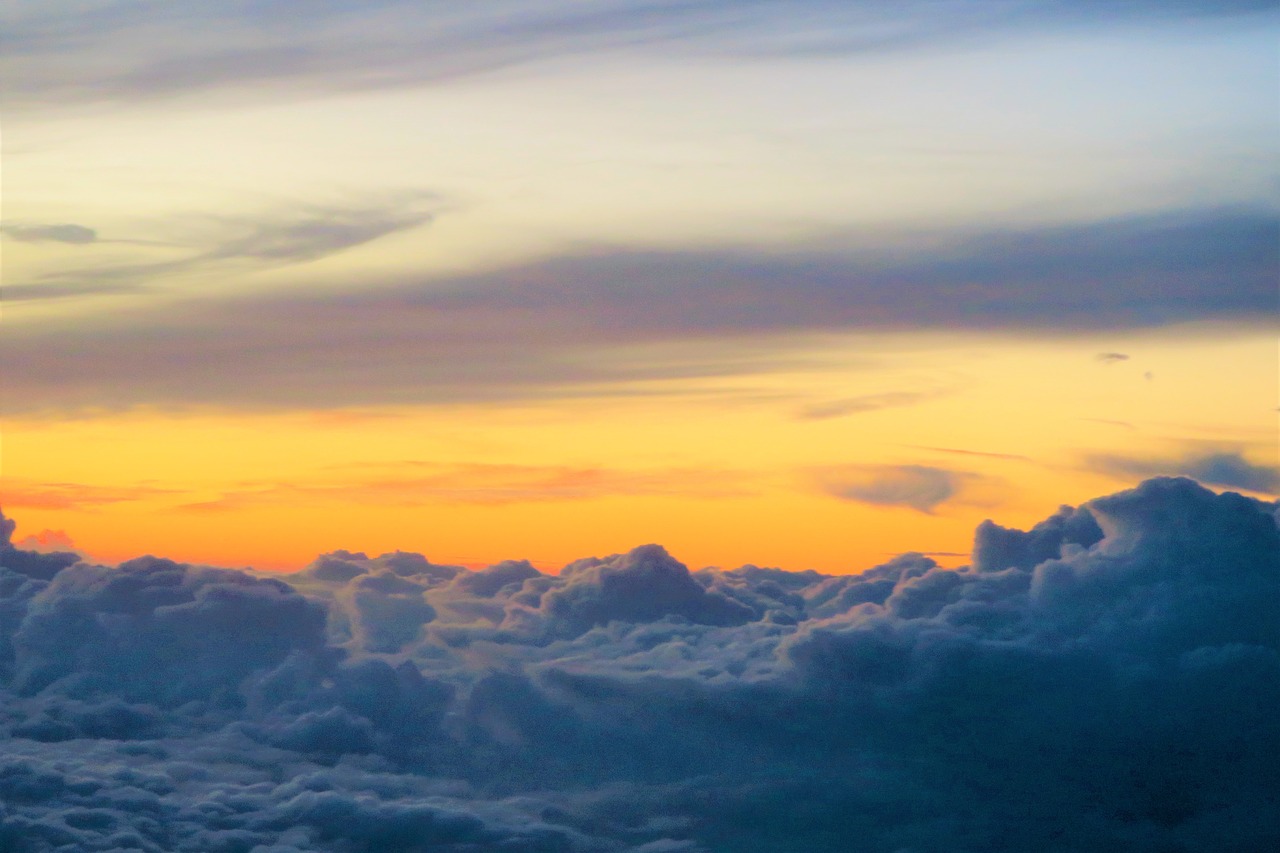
left=1, top=478, right=1277, bottom=850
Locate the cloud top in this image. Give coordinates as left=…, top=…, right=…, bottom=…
left=1, top=477, right=1276, bottom=850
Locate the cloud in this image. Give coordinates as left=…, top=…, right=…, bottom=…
left=198, top=204, right=435, bottom=264
left=0, top=223, right=97, bottom=244
left=1090, top=449, right=1279, bottom=494
left=12, top=530, right=76, bottom=553
left=1095, top=351, right=1130, bottom=364
left=1, top=479, right=1279, bottom=850
left=816, top=464, right=977, bottom=512
left=2, top=282, right=145, bottom=303
left=906, top=444, right=1032, bottom=462
left=177, top=462, right=755, bottom=513
left=3, top=205, right=1273, bottom=415
left=795, top=389, right=947, bottom=420
left=0, top=480, right=172, bottom=510
left=3, top=1, right=1272, bottom=108
left=18, top=199, right=438, bottom=300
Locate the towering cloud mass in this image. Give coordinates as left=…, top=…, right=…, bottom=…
left=1, top=478, right=1277, bottom=852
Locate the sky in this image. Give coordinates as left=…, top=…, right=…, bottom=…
left=2, top=0, right=1277, bottom=572
left=0, top=5, right=1278, bottom=851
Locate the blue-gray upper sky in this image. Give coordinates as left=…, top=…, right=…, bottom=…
left=2, top=0, right=1276, bottom=412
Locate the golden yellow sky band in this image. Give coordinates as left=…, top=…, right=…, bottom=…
left=4, top=331, right=1273, bottom=573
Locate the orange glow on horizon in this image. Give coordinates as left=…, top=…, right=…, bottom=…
left=4, top=331, right=1273, bottom=576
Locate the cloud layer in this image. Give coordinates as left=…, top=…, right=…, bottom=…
left=4, top=1, right=1273, bottom=108
left=4, top=205, right=1274, bottom=415
left=1, top=476, right=1277, bottom=851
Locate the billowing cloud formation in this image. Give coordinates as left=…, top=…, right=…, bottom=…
left=1, top=476, right=1276, bottom=851
left=1091, top=449, right=1279, bottom=495
left=4, top=205, right=1274, bottom=415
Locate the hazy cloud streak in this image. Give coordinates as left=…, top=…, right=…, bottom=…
left=1090, top=449, right=1279, bottom=494
left=4, top=1, right=1273, bottom=108
left=2, top=206, right=1273, bottom=415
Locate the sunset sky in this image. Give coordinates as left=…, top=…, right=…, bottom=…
left=2, top=0, right=1276, bottom=573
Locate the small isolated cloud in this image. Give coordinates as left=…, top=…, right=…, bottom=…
left=796, top=389, right=946, bottom=420
left=1089, top=449, right=1279, bottom=494
left=1095, top=351, right=1130, bottom=364
left=0, top=222, right=98, bottom=244
left=817, top=464, right=975, bottom=512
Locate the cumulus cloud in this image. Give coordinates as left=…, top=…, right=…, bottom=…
left=12, top=530, right=76, bottom=553
left=1, top=479, right=1278, bottom=851
left=4, top=205, right=1273, bottom=415
left=1090, top=448, right=1279, bottom=494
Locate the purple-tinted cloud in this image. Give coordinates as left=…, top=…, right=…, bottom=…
left=3, top=1, right=1272, bottom=108
left=816, top=464, right=977, bottom=512
left=1090, top=448, right=1279, bottom=494
left=3, top=206, right=1273, bottom=415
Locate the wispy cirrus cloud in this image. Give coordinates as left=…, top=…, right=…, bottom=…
left=3, top=1, right=1272, bottom=108
left=905, top=445, right=1032, bottom=462
left=177, top=461, right=756, bottom=513
left=795, top=389, right=949, bottom=421
left=2, top=282, right=146, bottom=303
left=7, top=197, right=437, bottom=302
left=0, top=480, right=173, bottom=510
